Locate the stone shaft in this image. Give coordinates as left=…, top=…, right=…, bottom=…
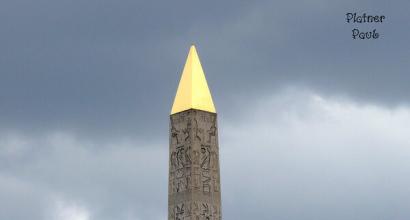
left=168, top=109, right=221, bottom=220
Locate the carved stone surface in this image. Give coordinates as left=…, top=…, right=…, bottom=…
left=169, top=109, right=222, bottom=220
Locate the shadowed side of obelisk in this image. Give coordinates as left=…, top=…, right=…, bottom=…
left=168, top=109, right=221, bottom=219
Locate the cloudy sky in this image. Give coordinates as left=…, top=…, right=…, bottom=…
left=1, top=0, right=410, bottom=219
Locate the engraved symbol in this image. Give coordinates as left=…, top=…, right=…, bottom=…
left=201, top=145, right=210, bottom=170
left=201, top=203, right=211, bottom=219
left=176, top=145, right=191, bottom=168
left=175, top=172, right=183, bottom=192
left=176, top=177, right=186, bottom=192
left=170, top=151, right=177, bottom=170
left=185, top=145, right=192, bottom=166
left=185, top=202, right=192, bottom=217
left=183, top=119, right=192, bottom=143
left=202, top=171, right=211, bottom=193
left=185, top=174, right=191, bottom=191
left=192, top=174, right=200, bottom=189
left=192, top=202, right=199, bottom=217
left=171, top=125, right=180, bottom=145
left=176, top=146, right=185, bottom=168
left=175, top=168, right=184, bottom=178
left=207, top=123, right=216, bottom=144
left=176, top=204, right=185, bottom=220
left=193, top=118, right=202, bottom=142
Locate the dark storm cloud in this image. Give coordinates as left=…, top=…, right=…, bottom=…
left=1, top=0, right=409, bottom=137
left=0, top=0, right=253, bottom=137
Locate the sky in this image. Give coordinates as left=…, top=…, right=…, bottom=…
left=0, top=0, right=409, bottom=219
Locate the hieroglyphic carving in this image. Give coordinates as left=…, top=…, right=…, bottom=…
left=183, top=119, right=192, bottom=143
left=171, top=126, right=181, bottom=145
left=170, top=202, right=221, bottom=220
left=201, top=203, right=211, bottom=219
left=202, top=171, right=211, bottom=193
left=185, top=202, right=192, bottom=217
left=169, top=110, right=221, bottom=220
left=206, top=124, right=216, bottom=144
left=171, top=117, right=185, bottom=145
left=170, top=151, right=177, bottom=170
left=194, top=119, right=202, bottom=142
left=170, top=115, right=194, bottom=194
left=200, top=145, right=211, bottom=170
left=176, top=145, right=191, bottom=168
left=192, top=173, right=200, bottom=190
left=175, top=203, right=184, bottom=220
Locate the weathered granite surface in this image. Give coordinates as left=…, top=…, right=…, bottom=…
left=169, top=109, right=221, bottom=220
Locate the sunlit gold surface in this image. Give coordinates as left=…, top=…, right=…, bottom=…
left=171, top=45, right=216, bottom=115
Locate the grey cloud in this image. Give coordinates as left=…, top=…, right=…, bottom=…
left=0, top=0, right=253, bottom=137
left=0, top=132, right=168, bottom=220
left=219, top=88, right=410, bottom=219
left=2, top=89, right=410, bottom=219
left=0, top=174, right=49, bottom=220
left=1, top=0, right=409, bottom=137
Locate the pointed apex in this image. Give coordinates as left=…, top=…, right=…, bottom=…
left=171, top=46, right=216, bottom=115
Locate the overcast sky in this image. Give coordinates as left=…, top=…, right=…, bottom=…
left=1, top=0, right=410, bottom=220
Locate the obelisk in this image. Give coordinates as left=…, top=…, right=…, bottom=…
left=168, top=45, right=222, bottom=220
